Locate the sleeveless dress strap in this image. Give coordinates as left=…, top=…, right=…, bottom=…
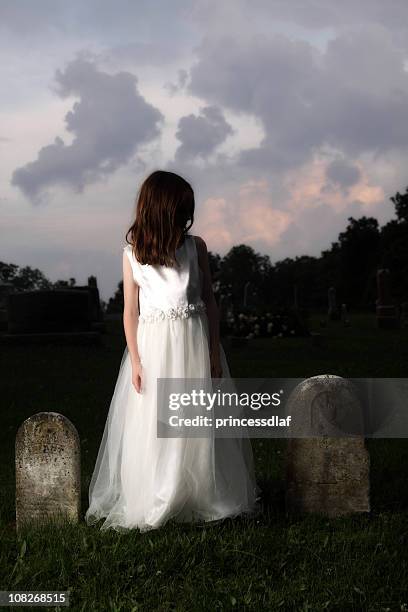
left=123, top=245, right=144, bottom=286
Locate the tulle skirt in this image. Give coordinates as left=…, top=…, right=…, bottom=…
left=85, top=311, right=261, bottom=533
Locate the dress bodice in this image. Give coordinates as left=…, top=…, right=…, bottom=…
left=123, top=234, right=206, bottom=322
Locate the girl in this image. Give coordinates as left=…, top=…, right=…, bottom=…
left=85, top=170, right=260, bottom=532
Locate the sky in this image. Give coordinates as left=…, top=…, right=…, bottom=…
left=1, top=0, right=408, bottom=302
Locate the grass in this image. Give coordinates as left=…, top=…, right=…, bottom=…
left=1, top=313, right=408, bottom=610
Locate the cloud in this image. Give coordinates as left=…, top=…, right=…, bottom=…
left=4, top=0, right=408, bottom=288
left=195, top=197, right=233, bottom=251
left=190, top=0, right=408, bottom=34
left=0, top=0, right=61, bottom=35
left=188, top=149, right=386, bottom=264
left=174, top=105, right=234, bottom=161
left=164, top=69, right=189, bottom=95
left=162, top=16, right=406, bottom=264
left=98, top=42, right=188, bottom=71
left=196, top=178, right=292, bottom=255
left=11, top=57, right=164, bottom=202
left=325, top=157, right=361, bottom=190
left=284, top=156, right=384, bottom=213
left=187, top=24, right=408, bottom=174
left=0, top=0, right=194, bottom=40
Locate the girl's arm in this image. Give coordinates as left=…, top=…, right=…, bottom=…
left=194, top=236, right=222, bottom=375
left=123, top=251, right=143, bottom=391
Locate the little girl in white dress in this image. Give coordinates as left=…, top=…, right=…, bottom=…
left=85, top=170, right=260, bottom=532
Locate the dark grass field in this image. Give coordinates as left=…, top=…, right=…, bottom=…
left=1, top=313, right=408, bottom=611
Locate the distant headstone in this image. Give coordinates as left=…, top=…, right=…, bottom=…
left=15, top=412, right=81, bottom=532
left=2, top=289, right=101, bottom=345
left=243, top=281, right=251, bottom=308
left=328, top=287, right=340, bottom=321
left=376, top=269, right=398, bottom=329
left=75, top=276, right=105, bottom=330
left=7, top=290, right=92, bottom=333
left=285, top=375, right=370, bottom=517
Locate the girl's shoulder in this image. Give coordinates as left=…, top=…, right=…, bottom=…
left=123, top=243, right=142, bottom=267
left=123, top=243, right=144, bottom=285
left=190, top=234, right=207, bottom=252
left=190, top=236, right=209, bottom=274
left=123, top=243, right=136, bottom=263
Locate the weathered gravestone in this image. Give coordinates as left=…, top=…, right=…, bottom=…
left=73, top=276, right=105, bottom=333
left=285, top=375, right=370, bottom=517
left=15, top=412, right=81, bottom=532
left=376, top=268, right=398, bottom=329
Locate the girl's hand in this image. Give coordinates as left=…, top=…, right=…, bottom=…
left=132, top=361, right=143, bottom=393
left=210, top=350, right=223, bottom=378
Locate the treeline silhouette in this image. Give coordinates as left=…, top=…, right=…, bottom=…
left=108, top=185, right=408, bottom=314
left=1, top=186, right=407, bottom=316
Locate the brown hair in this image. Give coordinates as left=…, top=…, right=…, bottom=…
left=125, top=170, right=195, bottom=267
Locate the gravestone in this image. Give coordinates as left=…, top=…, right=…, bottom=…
left=15, top=412, right=81, bottom=532
left=3, top=289, right=101, bottom=345
left=376, top=269, right=398, bottom=329
left=75, top=276, right=105, bottom=332
left=285, top=375, right=370, bottom=517
left=7, top=290, right=92, bottom=333
left=328, top=287, right=340, bottom=321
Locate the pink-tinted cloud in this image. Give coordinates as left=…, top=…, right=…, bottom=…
left=195, top=197, right=233, bottom=251
left=284, top=157, right=384, bottom=214
left=195, top=157, right=385, bottom=258
left=196, top=178, right=292, bottom=253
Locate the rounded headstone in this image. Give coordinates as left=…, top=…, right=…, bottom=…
left=15, top=412, right=81, bottom=531
left=285, top=375, right=370, bottom=517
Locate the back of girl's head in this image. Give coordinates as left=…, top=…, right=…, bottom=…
left=125, top=170, right=195, bottom=266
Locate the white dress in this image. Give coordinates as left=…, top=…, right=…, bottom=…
left=85, top=233, right=260, bottom=532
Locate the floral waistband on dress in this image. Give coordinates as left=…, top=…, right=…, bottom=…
left=138, top=301, right=206, bottom=323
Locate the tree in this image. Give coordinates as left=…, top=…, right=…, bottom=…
left=322, top=216, right=380, bottom=308
left=219, top=245, right=272, bottom=309
left=0, top=262, right=53, bottom=291
left=390, top=185, right=408, bottom=223
left=373, top=187, right=408, bottom=302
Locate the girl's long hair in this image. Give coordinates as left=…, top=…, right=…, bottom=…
left=125, top=170, right=195, bottom=267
